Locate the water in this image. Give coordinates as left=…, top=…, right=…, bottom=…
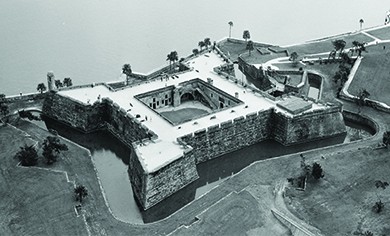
left=1, top=0, right=389, bottom=95
left=41, top=114, right=375, bottom=224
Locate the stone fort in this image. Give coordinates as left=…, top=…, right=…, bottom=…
left=42, top=49, right=346, bottom=210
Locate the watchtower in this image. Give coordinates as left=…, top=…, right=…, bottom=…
left=47, top=71, right=55, bottom=91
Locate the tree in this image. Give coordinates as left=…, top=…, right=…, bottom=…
left=290, top=52, right=299, bottom=67
left=74, top=185, right=88, bottom=203
left=42, top=136, right=68, bottom=165
left=383, top=131, right=390, bottom=147
left=359, top=19, right=364, bottom=30
left=333, top=64, right=351, bottom=85
left=373, top=180, right=388, bottom=213
left=204, top=38, right=211, bottom=50
left=15, top=144, right=38, bottom=166
left=311, top=162, right=324, bottom=179
left=356, top=42, right=366, bottom=57
left=122, top=64, right=132, bottom=84
left=0, top=94, right=9, bottom=119
left=246, top=40, right=254, bottom=56
left=55, top=79, right=63, bottom=88
left=373, top=200, right=384, bottom=213
left=198, top=41, right=206, bottom=51
left=332, top=39, right=346, bottom=57
left=192, top=48, right=199, bottom=55
left=36, top=83, right=47, bottom=94
left=63, top=77, right=73, bottom=87
left=356, top=89, right=370, bottom=107
left=243, top=30, right=251, bottom=42
left=166, top=51, right=178, bottom=70
left=228, top=21, right=233, bottom=38
left=363, top=231, right=373, bottom=236
left=340, top=52, right=351, bottom=64
left=375, top=180, right=389, bottom=189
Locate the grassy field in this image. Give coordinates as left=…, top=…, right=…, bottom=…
left=286, top=146, right=390, bottom=236
left=366, top=26, right=390, bottom=40
left=286, top=32, right=373, bottom=55
left=160, top=108, right=208, bottom=124
left=0, top=124, right=87, bottom=235
left=348, top=42, right=390, bottom=106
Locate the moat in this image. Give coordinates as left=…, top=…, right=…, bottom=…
left=42, top=114, right=374, bottom=223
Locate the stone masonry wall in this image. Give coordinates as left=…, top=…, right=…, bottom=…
left=272, top=106, right=346, bottom=145
left=42, top=91, right=107, bottom=132
left=180, top=109, right=273, bottom=163
left=180, top=106, right=346, bottom=164
left=144, top=148, right=198, bottom=209
left=42, top=92, right=156, bottom=143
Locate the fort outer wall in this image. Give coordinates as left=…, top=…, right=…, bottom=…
left=129, top=145, right=198, bottom=210
left=42, top=92, right=199, bottom=210
left=42, top=92, right=346, bottom=211
left=178, top=106, right=346, bottom=164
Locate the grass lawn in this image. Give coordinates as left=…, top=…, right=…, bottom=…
left=218, top=39, right=274, bottom=62
left=366, top=26, right=390, bottom=40
left=348, top=42, right=390, bottom=106
left=286, top=32, right=373, bottom=55
left=160, top=108, right=209, bottom=124
left=0, top=124, right=87, bottom=235
left=286, top=146, right=390, bottom=236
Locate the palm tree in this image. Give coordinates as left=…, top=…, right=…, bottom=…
left=166, top=51, right=178, bottom=70
left=243, top=30, right=251, bottom=42
left=74, top=185, right=88, bottom=203
left=198, top=41, right=206, bottom=51
left=63, top=77, right=73, bottom=87
left=356, top=42, right=366, bottom=57
left=15, top=144, right=38, bottom=166
left=228, top=21, right=233, bottom=38
left=55, top=80, right=63, bottom=88
left=122, top=64, right=132, bottom=84
left=37, top=83, right=47, bottom=94
left=246, top=40, right=254, bottom=56
left=204, top=38, right=211, bottom=50
left=356, top=88, right=370, bottom=107
left=359, top=19, right=364, bottom=30
left=192, top=48, right=199, bottom=55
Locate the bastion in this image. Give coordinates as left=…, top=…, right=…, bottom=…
left=42, top=50, right=346, bottom=210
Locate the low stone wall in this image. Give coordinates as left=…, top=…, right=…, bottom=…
left=4, top=92, right=46, bottom=102
left=342, top=110, right=378, bottom=135
left=129, top=146, right=199, bottom=209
